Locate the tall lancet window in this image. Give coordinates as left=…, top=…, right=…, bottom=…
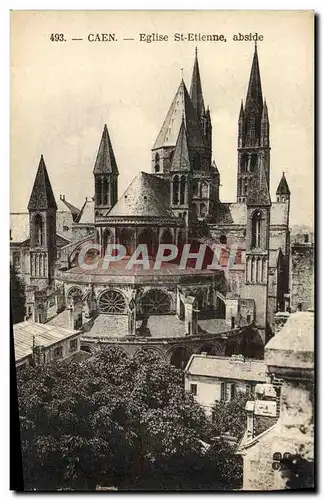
left=103, top=178, right=108, bottom=205
left=180, top=176, right=186, bottom=205
left=154, top=153, right=160, bottom=173
left=251, top=210, right=262, bottom=248
left=96, top=178, right=102, bottom=206
left=34, top=214, right=44, bottom=246
left=172, top=175, right=179, bottom=205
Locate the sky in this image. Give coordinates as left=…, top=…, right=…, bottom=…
left=10, top=10, right=314, bottom=227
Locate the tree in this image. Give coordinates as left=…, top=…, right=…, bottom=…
left=17, top=346, right=220, bottom=491
left=211, top=392, right=250, bottom=440
left=10, top=263, right=26, bottom=323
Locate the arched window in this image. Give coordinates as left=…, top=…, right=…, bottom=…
left=98, top=290, right=126, bottom=314
left=250, top=154, right=258, bottom=172
left=244, top=178, right=248, bottom=195
left=138, top=228, right=158, bottom=257
left=241, top=154, right=247, bottom=173
left=139, top=289, right=171, bottom=315
left=201, top=182, right=208, bottom=198
left=160, top=229, right=173, bottom=245
left=119, top=228, right=134, bottom=255
left=154, top=153, right=160, bottom=173
left=67, top=286, right=83, bottom=304
left=172, top=175, right=179, bottom=205
left=102, top=228, right=113, bottom=253
left=103, top=178, right=108, bottom=205
left=192, top=180, right=199, bottom=196
left=200, top=203, right=207, bottom=218
left=193, top=152, right=201, bottom=171
left=251, top=210, right=262, bottom=248
left=96, top=178, right=102, bottom=206
left=34, top=214, right=44, bottom=246
left=180, top=176, right=186, bottom=205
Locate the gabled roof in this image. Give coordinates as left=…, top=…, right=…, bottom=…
left=276, top=172, right=291, bottom=196
left=189, top=47, right=205, bottom=120
left=153, top=79, right=205, bottom=150
left=170, top=117, right=191, bottom=172
left=28, top=155, right=57, bottom=211
left=185, top=354, right=267, bottom=383
left=59, top=195, right=81, bottom=220
left=107, top=172, right=174, bottom=218
left=93, top=124, right=119, bottom=175
left=247, top=162, right=271, bottom=207
left=77, top=198, right=95, bottom=224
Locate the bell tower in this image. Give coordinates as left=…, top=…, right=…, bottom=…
left=237, top=43, right=270, bottom=203
left=93, top=124, right=119, bottom=219
left=28, top=155, right=57, bottom=289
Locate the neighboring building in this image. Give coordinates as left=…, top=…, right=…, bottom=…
left=290, top=232, right=314, bottom=312
left=13, top=321, right=84, bottom=370
left=184, top=353, right=268, bottom=416
left=237, top=311, right=314, bottom=490
left=10, top=44, right=292, bottom=364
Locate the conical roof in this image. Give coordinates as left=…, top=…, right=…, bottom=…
left=107, top=172, right=175, bottom=218
left=93, top=124, right=118, bottom=175
left=247, top=162, right=271, bottom=207
left=28, top=155, right=57, bottom=210
left=171, top=117, right=191, bottom=172
left=190, top=48, right=205, bottom=120
left=276, top=172, right=291, bottom=196
left=153, top=80, right=205, bottom=150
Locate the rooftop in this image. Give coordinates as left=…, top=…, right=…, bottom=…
left=13, top=321, right=79, bottom=362
left=185, top=353, right=267, bottom=382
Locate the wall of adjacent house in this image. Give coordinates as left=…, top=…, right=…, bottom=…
left=43, top=335, right=81, bottom=363
left=290, top=243, right=314, bottom=311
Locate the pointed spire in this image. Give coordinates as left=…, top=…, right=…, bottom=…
left=93, top=124, right=118, bottom=175
left=247, top=161, right=271, bottom=207
left=190, top=46, right=205, bottom=120
left=212, top=160, right=220, bottom=175
left=153, top=79, right=205, bottom=150
left=276, top=172, right=291, bottom=196
left=246, top=43, right=263, bottom=111
left=28, top=155, right=57, bottom=210
left=171, top=117, right=191, bottom=172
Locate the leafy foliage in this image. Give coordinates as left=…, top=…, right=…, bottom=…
left=10, top=263, right=26, bottom=324
left=211, top=392, right=250, bottom=440
left=17, top=347, right=242, bottom=491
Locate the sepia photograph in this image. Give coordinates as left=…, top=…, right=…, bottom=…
left=10, top=10, right=314, bottom=491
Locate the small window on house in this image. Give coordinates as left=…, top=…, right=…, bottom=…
left=63, top=225, right=69, bottom=232
left=230, top=384, right=236, bottom=400
left=53, top=346, right=63, bottom=359
left=69, top=339, right=78, bottom=352
left=220, top=382, right=226, bottom=401
left=304, top=234, right=309, bottom=243
left=220, top=234, right=227, bottom=245
left=247, top=314, right=251, bottom=323
left=13, top=251, right=21, bottom=268
left=190, top=383, right=197, bottom=396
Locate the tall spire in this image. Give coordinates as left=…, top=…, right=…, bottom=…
left=93, top=124, right=118, bottom=175
left=28, top=155, right=57, bottom=210
left=190, top=46, right=205, bottom=120
left=245, top=43, right=263, bottom=113
left=171, top=117, right=191, bottom=172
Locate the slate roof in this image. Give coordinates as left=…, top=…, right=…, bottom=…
left=28, top=155, right=57, bottom=210
left=185, top=354, right=267, bottom=382
left=14, top=321, right=78, bottom=363
left=77, top=198, right=95, bottom=224
left=276, top=172, right=291, bottom=195
left=170, top=118, right=191, bottom=172
left=153, top=79, right=205, bottom=150
left=107, top=172, right=175, bottom=219
left=93, top=124, right=119, bottom=175
left=213, top=202, right=247, bottom=225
